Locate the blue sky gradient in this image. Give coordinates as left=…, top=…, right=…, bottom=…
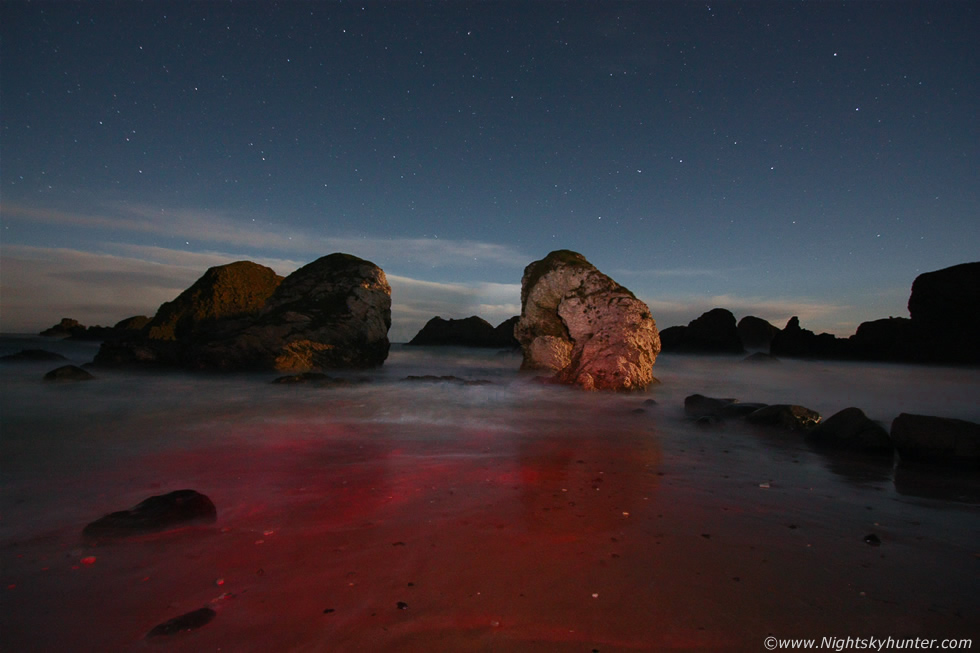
left=2, top=1, right=977, bottom=341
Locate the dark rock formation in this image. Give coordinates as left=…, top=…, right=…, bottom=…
left=271, top=372, right=366, bottom=387
left=1, top=349, right=67, bottom=363
left=83, top=489, right=217, bottom=540
left=890, top=413, right=980, bottom=468
left=95, top=254, right=391, bottom=372
left=39, top=317, right=139, bottom=341
left=514, top=250, right=660, bottom=390
left=745, top=404, right=822, bottom=431
left=906, top=262, right=980, bottom=364
left=408, top=315, right=516, bottom=347
left=848, top=317, right=913, bottom=362
left=660, top=308, right=744, bottom=354
left=806, top=407, right=892, bottom=454
left=493, top=316, right=521, bottom=348
left=684, top=394, right=767, bottom=420
left=147, top=608, right=216, bottom=638
left=770, top=317, right=846, bottom=359
left=40, top=318, right=83, bottom=338
left=42, top=365, right=94, bottom=382
left=737, top=315, right=780, bottom=352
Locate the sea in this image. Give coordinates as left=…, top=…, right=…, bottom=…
left=1, top=335, right=978, bottom=651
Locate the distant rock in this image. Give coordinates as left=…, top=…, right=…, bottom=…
left=83, top=489, right=217, bottom=540
left=401, top=374, right=493, bottom=385
left=271, top=372, right=365, bottom=386
left=95, top=254, right=392, bottom=372
left=408, top=315, right=517, bottom=347
left=737, top=315, right=780, bottom=352
left=660, top=308, right=744, bottom=354
left=770, top=317, right=846, bottom=359
left=1, top=349, right=67, bottom=363
left=745, top=404, right=821, bottom=431
left=493, top=316, right=521, bottom=348
left=906, top=261, right=980, bottom=364
left=807, top=407, right=892, bottom=454
left=42, top=365, right=94, bottom=382
left=40, top=318, right=83, bottom=338
left=684, top=394, right=738, bottom=418
left=514, top=250, right=660, bottom=391
left=890, top=413, right=980, bottom=468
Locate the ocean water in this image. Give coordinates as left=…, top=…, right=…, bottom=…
left=1, top=337, right=978, bottom=651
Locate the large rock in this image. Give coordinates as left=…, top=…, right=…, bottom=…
left=907, top=262, right=980, bottom=364
left=847, top=317, right=913, bottom=361
left=408, top=315, right=515, bottom=347
left=890, top=413, right=980, bottom=468
left=189, top=254, right=391, bottom=371
left=514, top=250, right=660, bottom=390
left=806, top=407, right=892, bottom=454
left=39, top=318, right=83, bottom=338
left=95, top=254, right=391, bottom=371
left=145, top=261, right=283, bottom=341
left=745, top=404, right=821, bottom=431
left=737, top=315, right=780, bottom=352
left=83, top=489, right=217, bottom=540
left=661, top=308, right=744, bottom=354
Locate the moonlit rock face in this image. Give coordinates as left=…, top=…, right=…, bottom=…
left=515, top=250, right=660, bottom=391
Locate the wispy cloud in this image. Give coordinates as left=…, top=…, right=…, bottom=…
left=1, top=201, right=529, bottom=269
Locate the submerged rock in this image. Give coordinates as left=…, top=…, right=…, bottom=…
left=890, top=413, right=980, bottom=468
left=807, top=407, right=892, bottom=454
left=1, top=349, right=67, bottom=363
left=401, top=374, right=492, bottom=386
left=146, top=607, right=216, bottom=638
left=83, top=489, right=217, bottom=540
left=745, top=404, right=821, bottom=431
left=42, top=365, right=94, bottom=382
left=514, top=250, right=660, bottom=391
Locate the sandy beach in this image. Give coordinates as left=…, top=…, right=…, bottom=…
left=2, top=343, right=978, bottom=651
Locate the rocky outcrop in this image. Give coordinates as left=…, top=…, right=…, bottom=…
left=515, top=250, right=660, bottom=391
left=807, top=407, right=892, bottom=454
left=891, top=413, right=980, bottom=468
left=408, top=315, right=517, bottom=348
left=737, top=315, right=780, bottom=352
left=40, top=318, right=84, bottom=338
left=770, top=317, right=845, bottom=359
left=95, top=254, right=391, bottom=372
left=660, top=308, right=744, bottom=354
left=906, top=262, right=980, bottom=364
left=848, top=317, right=912, bottom=361
left=83, top=489, right=217, bottom=540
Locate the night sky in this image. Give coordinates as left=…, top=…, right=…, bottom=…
left=2, top=1, right=977, bottom=341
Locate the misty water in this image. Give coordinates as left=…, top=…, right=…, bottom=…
left=2, top=336, right=978, bottom=651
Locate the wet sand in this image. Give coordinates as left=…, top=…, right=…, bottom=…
left=1, top=351, right=978, bottom=651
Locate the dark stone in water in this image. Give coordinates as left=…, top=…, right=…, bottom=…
left=83, top=489, right=217, bottom=539
left=396, top=601, right=409, bottom=610
left=863, top=533, right=882, bottom=546
left=42, top=365, right=94, bottom=382
left=807, top=407, right=892, bottom=454
left=146, top=607, right=216, bottom=637
left=745, top=404, right=821, bottom=431
left=1, top=349, right=67, bottom=363
left=683, top=394, right=738, bottom=418
left=890, top=413, right=980, bottom=468
left=402, top=375, right=492, bottom=386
